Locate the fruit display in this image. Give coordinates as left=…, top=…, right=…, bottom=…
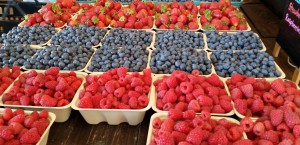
left=22, top=0, right=81, bottom=27
left=87, top=45, right=149, bottom=72
left=210, top=50, right=282, bottom=78
left=23, top=45, right=94, bottom=71
left=0, top=25, right=56, bottom=45
left=51, top=26, right=107, bottom=47
left=101, top=28, right=153, bottom=48
left=153, top=70, right=234, bottom=115
left=199, top=1, right=249, bottom=30
left=0, top=44, right=37, bottom=67
left=78, top=67, right=151, bottom=109
left=240, top=107, right=300, bottom=144
left=0, top=108, right=52, bottom=144
left=148, top=112, right=251, bottom=145
left=68, top=1, right=122, bottom=27
left=205, top=31, right=264, bottom=51
left=110, top=2, right=155, bottom=29
left=226, top=75, right=300, bottom=118
left=1, top=68, right=83, bottom=107
left=154, top=30, right=205, bottom=49
left=154, top=1, right=199, bottom=30
left=0, top=66, right=21, bottom=95
left=150, top=48, right=211, bottom=74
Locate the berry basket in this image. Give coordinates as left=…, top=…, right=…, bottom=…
left=71, top=72, right=153, bottom=125
left=0, top=108, right=56, bottom=145
left=0, top=70, right=87, bottom=122
left=151, top=73, right=235, bottom=116
left=146, top=112, right=248, bottom=144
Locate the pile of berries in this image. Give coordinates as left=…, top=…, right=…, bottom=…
left=153, top=70, right=233, bottom=114
left=2, top=67, right=83, bottom=107
left=0, top=66, right=20, bottom=95
left=0, top=44, right=37, bottom=67
left=87, top=45, right=149, bottom=72
left=150, top=48, right=211, bottom=74
left=78, top=67, right=151, bottom=109
left=0, top=108, right=50, bottom=144
left=149, top=110, right=252, bottom=144
left=226, top=74, right=300, bottom=117
left=211, top=50, right=282, bottom=78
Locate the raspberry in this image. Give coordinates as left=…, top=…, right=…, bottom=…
left=33, top=93, right=43, bottom=105
left=272, top=95, right=284, bottom=107
left=200, top=110, right=210, bottom=121
left=230, top=73, right=244, bottom=85
left=191, top=70, right=200, bottom=76
left=263, top=120, right=274, bottom=131
left=20, top=128, right=41, bottom=144
left=293, top=125, right=300, bottom=137
left=8, top=114, right=25, bottom=124
left=162, top=89, right=177, bottom=103
left=138, top=95, right=149, bottom=107
left=192, top=88, right=204, bottom=97
left=117, top=67, right=127, bottom=78
left=3, top=108, right=13, bottom=121
left=214, top=125, right=228, bottom=135
left=182, top=110, right=195, bottom=120
left=197, top=95, right=213, bottom=106
left=45, top=81, right=58, bottom=90
left=56, top=78, right=68, bottom=91
left=160, top=118, right=174, bottom=132
left=9, top=122, right=24, bottom=135
left=155, top=131, right=175, bottom=145
left=54, top=91, right=64, bottom=100
left=0, top=126, right=14, bottom=140
left=187, top=100, right=201, bottom=112
left=232, top=139, right=254, bottom=145
left=1, top=66, right=10, bottom=77
left=31, top=119, right=48, bottom=135
left=57, top=99, right=70, bottom=107
left=70, top=79, right=82, bottom=90
left=278, top=139, right=293, bottom=145
left=284, top=110, right=300, bottom=129
left=251, top=99, right=264, bottom=114
left=175, top=102, right=187, bottom=112
left=166, top=76, right=178, bottom=88
left=220, top=100, right=233, bottom=113
left=261, top=130, right=279, bottom=144
left=192, top=116, right=204, bottom=128
left=174, top=121, right=191, bottom=134
left=227, top=126, right=243, bottom=142
left=131, top=78, right=144, bottom=87
left=32, top=74, right=45, bottom=87
left=186, top=127, right=205, bottom=145
left=39, top=95, right=58, bottom=107
left=39, top=110, right=49, bottom=118
left=206, top=74, right=222, bottom=87
left=26, top=70, right=38, bottom=78
left=271, top=79, right=286, bottom=94
left=24, top=85, right=38, bottom=97
left=142, top=76, right=152, bottom=86
left=45, top=67, right=60, bottom=76
left=205, top=87, right=219, bottom=97
left=286, top=87, right=297, bottom=95
left=128, top=97, right=138, bottom=109
left=243, top=77, right=256, bottom=84
left=153, top=117, right=162, bottom=129
left=172, top=131, right=186, bottom=144
left=128, top=91, right=140, bottom=98
left=212, top=105, right=225, bottom=113
left=20, top=95, right=30, bottom=105
left=99, top=98, right=112, bottom=109
left=118, top=103, right=130, bottom=109
left=172, top=70, right=188, bottom=82
left=105, top=80, right=116, bottom=94
left=86, top=82, right=99, bottom=95
left=9, top=86, right=19, bottom=96
left=208, top=131, right=228, bottom=145
left=212, top=95, right=220, bottom=105
left=262, top=92, right=274, bottom=103
left=282, top=131, right=295, bottom=141
left=240, top=117, right=254, bottom=132
left=180, top=82, right=193, bottom=94
left=253, top=81, right=265, bottom=91
left=135, top=86, right=144, bottom=93
left=277, top=123, right=290, bottom=132
left=270, top=109, right=284, bottom=126
left=253, top=122, right=265, bottom=136
left=240, top=84, right=253, bottom=98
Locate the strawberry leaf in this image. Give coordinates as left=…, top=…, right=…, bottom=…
left=203, top=24, right=216, bottom=30
left=204, top=9, right=212, bottom=21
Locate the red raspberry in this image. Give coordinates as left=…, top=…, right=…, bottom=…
left=192, top=87, right=204, bottom=97
left=219, top=95, right=231, bottom=102
left=153, top=117, right=162, bottom=129
left=32, top=74, right=45, bottom=87
left=270, top=109, right=284, bottom=126
left=293, top=125, right=300, bottom=137
left=45, top=67, right=60, bottom=76
left=131, top=78, right=144, bottom=87
left=79, top=96, right=93, bottom=108
left=212, top=105, right=225, bottom=113
left=175, top=102, right=187, bottom=112
left=212, top=95, right=221, bottom=105
left=240, top=84, right=253, bottom=98
left=105, top=80, right=116, bottom=94
left=162, top=89, right=177, bottom=103
left=2, top=76, right=13, bottom=85
left=70, top=79, right=82, bottom=90
left=240, top=117, right=254, bottom=132
left=156, top=99, right=164, bottom=110
left=0, top=126, right=14, bottom=140
left=174, top=121, right=191, bottom=134
left=200, top=110, right=210, bottom=121
left=39, top=110, right=49, bottom=118
left=39, top=95, right=58, bottom=107
left=138, top=95, right=149, bottom=107
left=168, top=109, right=182, bottom=121
left=230, top=73, right=244, bottom=85
left=129, top=97, right=138, bottom=109
left=282, top=131, right=295, bottom=141
left=1, top=66, right=10, bottom=77
left=192, top=116, right=204, bottom=128
left=251, top=99, right=264, bottom=114
left=9, top=122, right=24, bottom=135
left=253, top=81, right=265, bottom=91
left=277, top=122, right=290, bottom=132
left=54, top=91, right=64, bottom=100
left=33, top=93, right=43, bottom=105
left=271, top=79, right=286, bottom=94
left=121, top=94, right=129, bottom=104
left=172, top=131, right=186, bottom=144
left=263, top=120, right=274, bottom=131
left=161, top=118, right=174, bottom=132
left=234, top=99, right=247, bottom=115
left=117, top=67, right=127, bottom=78
left=9, top=86, right=19, bottom=96
left=114, top=87, right=126, bottom=98
left=64, top=88, right=75, bottom=100
left=143, top=68, right=151, bottom=77
left=220, top=100, right=233, bottom=113
left=284, top=110, right=300, bottom=129
left=261, top=130, right=279, bottom=144
left=3, top=108, right=13, bottom=121
left=20, top=128, right=41, bottom=144
left=57, top=99, right=70, bottom=107
left=55, top=78, right=68, bottom=91
left=243, top=77, right=256, bottom=84
left=24, top=85, right=38, bottom=97
left=180, top=82, right=193, bottom=94
left=232, top=139, right=254, bottom=145
left=197, top=95, right=213, bottom=106
left=205, top=87, right=220, bottom=97
left=45, top=81, right=58, bottom=90
left=226, top=126, right=243, bottom=142
left=31, top=119, right=48, bottom=135
left=166, top=76, right=178, bottom=89
left=128, top=91, right=140, bottom=98
left=99, top=98, right=112, bottom=109
left=20, top=95, right=30, bottom=105
left=187, top=100, right=201, bottom=112
left=191, top=70, right=200, bottom=76
left=118, top=103, right=130, bottom=109
left=206, top=74, right=223, bottom=87
left=272, top=95, right=284, bottom=107
left=182, top=110, right=195, bottom=120
left=253, top=122, right=265, bottom=136
left=208, top=131, right=228, bottom=145
left=142, top=76, right=152, bottom=86
left=86, top=75, right=97, bottom=84
left=230, top=88, right=243, bottom=100
left=86, top=82, right=99, bottom=95
left=187, top=74, right=198, bottom=85
left=155, top=131, right=175, bottom=145
left=186, top=127, right=205, bottom=145
left=262, top=92, right=274, bottom=103
left=172, top=70, right=187, bottom=82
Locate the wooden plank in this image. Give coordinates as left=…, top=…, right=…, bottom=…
left=241, top=4, right=281, bottom=37
left=243, top=0, right=263, bottom=4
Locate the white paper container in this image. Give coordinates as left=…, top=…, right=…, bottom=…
left=151, top=74, right=235, bottom=116
left=0, top=109, right=56, bottom=145
left=206, top=32, right=266, bottom=52
left=22, top=46, right=95, bottom=72
left=0, top=70, right=87, bottom=122
left=71, top=73, right=153, bottom=125
left=231, top=78, right=300, bottom=119
left=146, top=113, right=248, bottom=145
left=208, top=52, right=286, bottom=79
